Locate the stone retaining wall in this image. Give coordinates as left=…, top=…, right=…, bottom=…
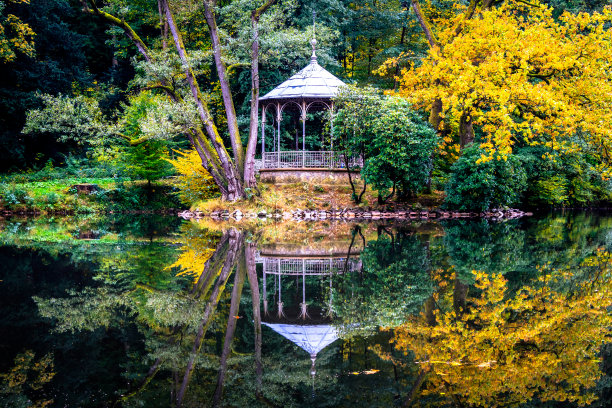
left=259, top=168, right=361, bottom=184
left=179, top=208, right=530, bottom=222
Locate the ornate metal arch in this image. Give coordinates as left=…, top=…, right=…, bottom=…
left=306, top=100, right=331, bottom=114
left=279, top=100, right=304, bottom=117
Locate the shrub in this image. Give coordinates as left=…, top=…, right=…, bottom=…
left=518, top=146, right=612, bottom=207
left=1, top=184, right=32, bottom=207
left=444, top=145, right=527, bottom=211
left=44, top=192, right=60, bottom=205
left=167, top=149, right=219, bottom=205
left=534, top=176, right=569, bottom=206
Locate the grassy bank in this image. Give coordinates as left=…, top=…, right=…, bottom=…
left=193, top=182, right=445, bottom=214
left=0, top=177, right=183, bottom=214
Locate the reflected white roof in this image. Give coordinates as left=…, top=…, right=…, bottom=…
left=259, top=55, right=346, bottom=102
left=263, top=323, right=338, bottom=356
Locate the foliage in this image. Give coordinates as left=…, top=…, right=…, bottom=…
left=23, top=92, right=118, bottom=146
left=363, top=98, right=438, bottom=199
left=518, top=146, right=612, bottom=207
left=119, top=92, right=174, bottom=183
left=333, top=87, right=439, bottom=201
left=23, top=90, right=183, bottom=185
left=0, top=0, right=35, bottom=63
left=444, top=145, right=527, bottom=211
left=0, top=0, right=107, bottom=171
left=395, top=1, right=612, bottom=168
left=334, top=230, right=434, bottom=337
left=389, top=249, right=612, bottom=406
left=443, top=219, right=529, bottom=283
left=0, top=350, right=55, bottom=408
left=166, top=149, right=219, bottom=206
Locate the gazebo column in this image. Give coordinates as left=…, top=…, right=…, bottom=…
left=276, top=103, right=281, bottom=168
left=330, top=103, right=334, bottom=167
left=301, top=101, right=307, bottom=168
left=277, top=260, right=283, bottom=318
left=261, top=105, right=266, bottom=160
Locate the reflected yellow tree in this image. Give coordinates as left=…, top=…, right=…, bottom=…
left=389, top=249, right=612, bottom=407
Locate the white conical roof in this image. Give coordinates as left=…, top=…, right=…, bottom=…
left=263, top=323, right=338, bottom=356
left=259, top=55, right=346, bottom=101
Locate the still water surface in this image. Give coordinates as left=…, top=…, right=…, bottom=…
left=1, top=213, right=611, bottom=407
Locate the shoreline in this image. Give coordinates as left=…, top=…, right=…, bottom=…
left=179, top=208, right=532, bottom=221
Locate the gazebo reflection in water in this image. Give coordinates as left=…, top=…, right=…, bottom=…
left=255, top=244, right=362, bottom=380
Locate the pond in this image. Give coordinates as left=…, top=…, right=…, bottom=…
left=0, top=213, right=611, bottom=407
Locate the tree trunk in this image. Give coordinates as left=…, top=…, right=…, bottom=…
left=157, top=0, right=168, bottom=49
left=212, top=259, right=246, bottom=407
left=411, top=0, right=437, bottom=49
left=245, top=242, right=263, bottom=396
left=202, top=0, right=244, bottom=173
left=176, top=229, right=244, bottom=407
left=429, top=97, right=443, bottom=131
left=161, top=0, right=245, bottom=200
left=244, top=1, right=278, bottom=188
left=453, top=279, right=469, bottom=315
left=459, top=112, right=474, bottom=150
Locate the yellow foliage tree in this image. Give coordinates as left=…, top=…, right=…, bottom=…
left=392, top=1, right=612, bottom=167
left=387, top=250, right=612, bottom=406
left=167, top=149, right=219, bottom=206
left=0, top=0, right=35, bottom=63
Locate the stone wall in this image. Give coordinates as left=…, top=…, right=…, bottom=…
left=259, top=168, right=361, bottom=184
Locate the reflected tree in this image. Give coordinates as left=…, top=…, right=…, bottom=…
left=334, top=227, right=434, bottom=337
left=388, top=249, right=612, bottom=407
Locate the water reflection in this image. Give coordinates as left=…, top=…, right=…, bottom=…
left=0, top=214, right=611, bottom=407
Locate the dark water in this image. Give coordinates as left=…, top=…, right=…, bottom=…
left=0, top=213, right=611, bottom=407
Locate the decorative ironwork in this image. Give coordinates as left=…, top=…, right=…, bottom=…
left=262, top=151, right=362, bottom=169
left=258, top=36, right=348, bottom=171
left=262, top=258, right=361, bottom=275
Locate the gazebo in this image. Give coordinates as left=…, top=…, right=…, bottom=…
left=257, top=38, right=363, bottom=182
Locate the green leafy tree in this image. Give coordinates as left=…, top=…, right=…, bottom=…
left=333, top=87, right=438, bottom=202
left=119, top=92, right=173, bottom=184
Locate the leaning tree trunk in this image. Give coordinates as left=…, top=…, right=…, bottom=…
left=202, top=0, right=244, bottom=174
left=161, top=0, right=245, bottom=201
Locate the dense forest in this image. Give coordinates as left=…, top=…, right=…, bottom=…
left=1, top=0, right=611, bottom=209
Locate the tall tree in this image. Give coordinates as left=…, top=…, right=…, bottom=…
left=394, top=0, right=612, bottom=167
left=81, top=0, right=277, bottom=200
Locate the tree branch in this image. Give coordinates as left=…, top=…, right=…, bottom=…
left=81, top=0, right=152, bottom=62
left=410, top=0, right=437, bottom=49
left=202, top=0, right=245, bottom=174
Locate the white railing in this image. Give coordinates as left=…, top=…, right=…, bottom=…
left=262, top=258, right=361, bottom=275
left=262, top=151, right=363, bottom=169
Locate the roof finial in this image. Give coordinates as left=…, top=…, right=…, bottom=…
left=310, top=354, right=317, bottom=398
left=310, top=11, right=317, bottom=63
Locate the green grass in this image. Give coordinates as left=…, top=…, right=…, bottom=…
left=19, top=177, right=116, bottom=198
left=0, top=177, right=182, bottom=213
